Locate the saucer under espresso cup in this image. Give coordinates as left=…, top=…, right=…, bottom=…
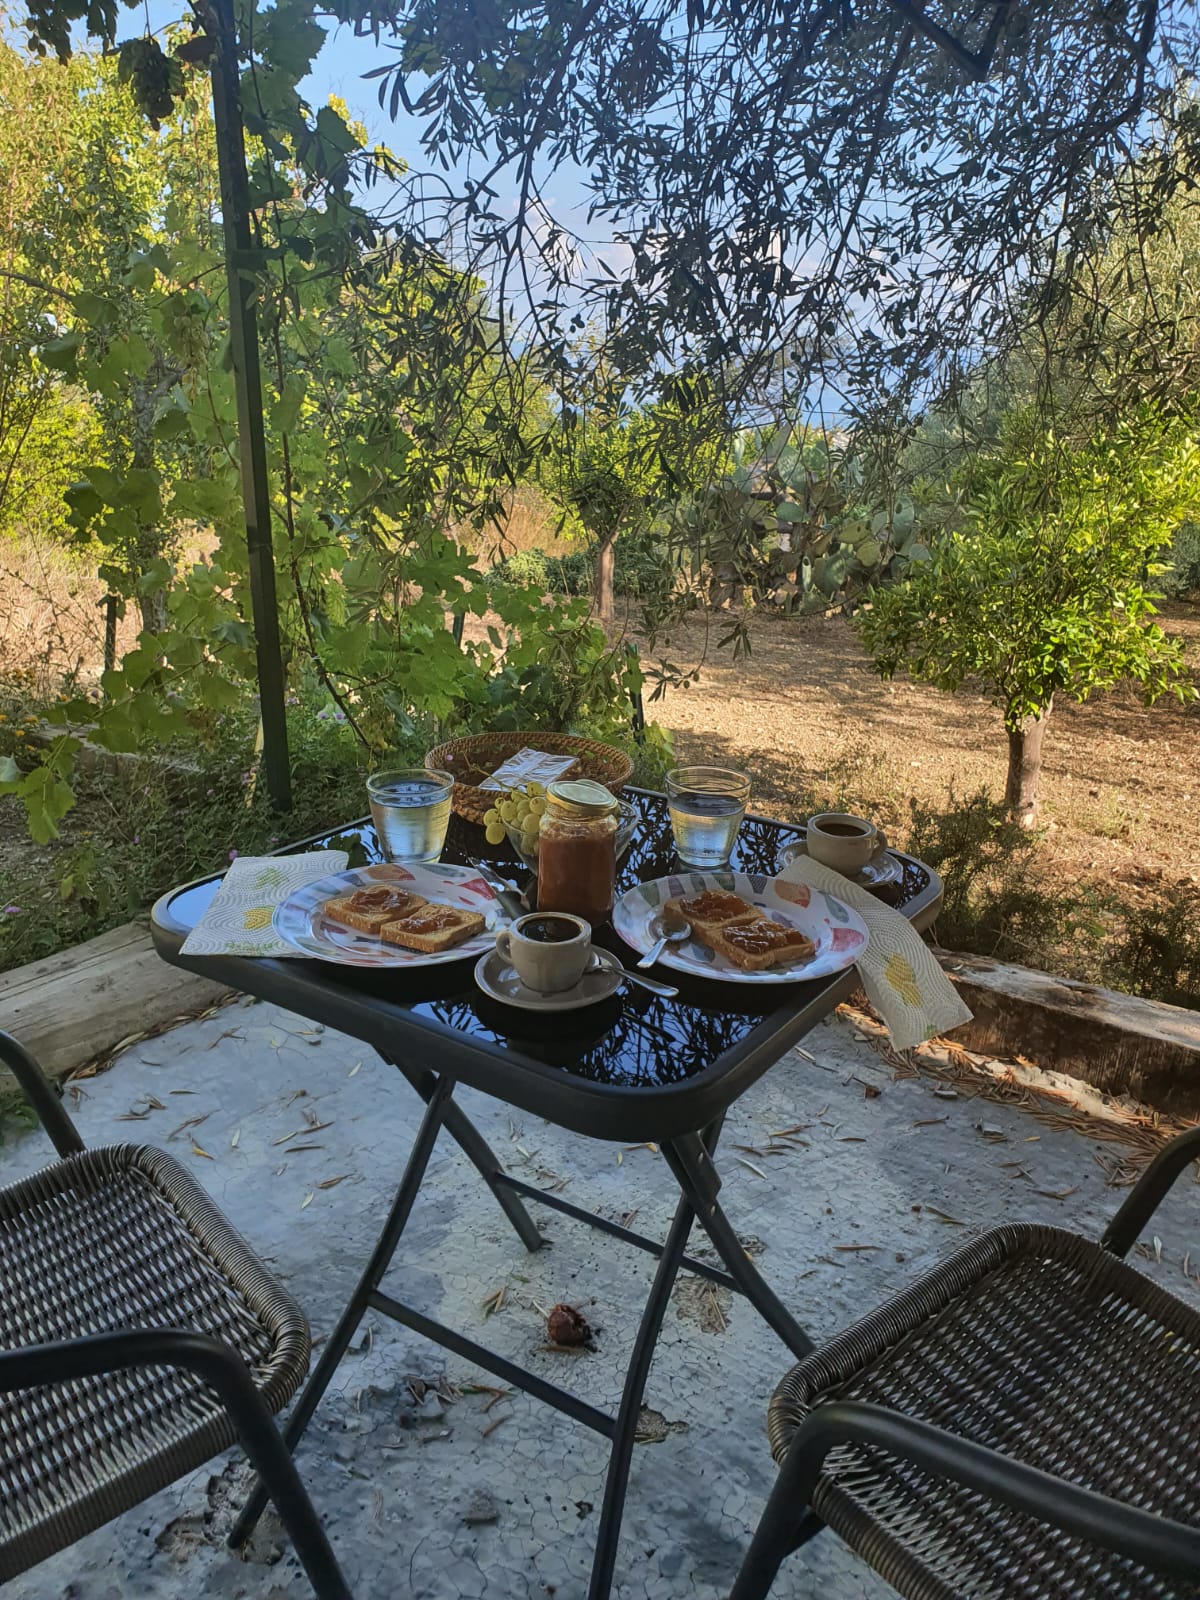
left=474, top=946, right=624, bottom=1012
left=805, top=812, right=888, bottom=875
left=495, top=912, right=592, bottom=993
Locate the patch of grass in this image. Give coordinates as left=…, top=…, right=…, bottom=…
left=812, top=749, right=907, bottom=832
left=898, top=788, right=1200, bottom=1009
left=1084, top=792, right=1134, bottom=842
left=0, top=695, right=385, bottom=976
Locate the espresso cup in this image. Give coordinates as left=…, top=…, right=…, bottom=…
left=495, top=913, right=592, bottom=993
left=805, top=812, right=888, bottom=875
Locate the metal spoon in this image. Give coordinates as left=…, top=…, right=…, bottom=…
left=637, top=916, right=691, bottom=971
left=465, top=856, right=528, bottom=920
left=589, top=952, right=678, bottom=999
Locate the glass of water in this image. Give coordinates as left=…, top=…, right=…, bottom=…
left=367, top=768, right=454, bottom=863
left=666, top=766, right=751, bottom=868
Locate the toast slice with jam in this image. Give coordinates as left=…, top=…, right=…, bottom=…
left=379, top=903, right=486, bottom=953
left=663, top=888, right=815, bottom=973
left=705, top=916, right=815, bottom=972
left=324, top=886, right=429, bottom=935
left=662, top=889, right=757, bottom=939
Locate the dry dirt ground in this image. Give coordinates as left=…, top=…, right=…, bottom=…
left=631, top=602, right=1200, bottom=898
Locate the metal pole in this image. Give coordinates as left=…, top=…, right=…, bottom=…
left=209, top=0, right=292, bottom=811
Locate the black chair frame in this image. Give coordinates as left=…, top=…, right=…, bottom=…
left=732, top=1123, right=1200, bottom=1598
left=0, top=1030, right=353, bottom=1599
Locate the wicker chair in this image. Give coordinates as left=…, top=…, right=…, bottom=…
left=732, top=1123, right=1200, bottom=1600
left=0, top=1030, right=351, bottom=1598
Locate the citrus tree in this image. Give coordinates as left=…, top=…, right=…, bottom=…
left=858, top=408, right=1200, bottom=825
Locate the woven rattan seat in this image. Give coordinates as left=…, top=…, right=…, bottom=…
left=767, top=1223, right=1200, bottom=1600
left=0, top=1141, right=308, bottom=1582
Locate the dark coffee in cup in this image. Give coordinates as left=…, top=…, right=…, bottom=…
left=522, top=916, right=579, bottom=943
left=495, top=912, right=592, bottom=992
left=806, top=811, right=887, bottom=874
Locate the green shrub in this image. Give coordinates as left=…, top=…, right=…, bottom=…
left=1110, top=886, right=1200, bottom=1008
left=546, top=549, right=592, bottom=594
left=488, top=535, right=670, bottom=602
left=1162, top=522, right=1200, bottom=599
left=488, top=548, right=550, bottom=590
left=904, top=788, right=1083, bottom=963
left=614, top=528, right=671, bottom=600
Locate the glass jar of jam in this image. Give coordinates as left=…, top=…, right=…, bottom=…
left=536, top=778, right=619, bottom=926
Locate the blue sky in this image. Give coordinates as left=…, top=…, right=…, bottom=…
left=308, top=20, right=595, bottom=236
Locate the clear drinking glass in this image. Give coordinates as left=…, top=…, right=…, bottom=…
left=367, top=768, right=454, bottom=863
left=666, top=766, right=751, bottom=867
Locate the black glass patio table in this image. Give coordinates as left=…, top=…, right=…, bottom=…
left=151, top=787, right=943, bottom=1600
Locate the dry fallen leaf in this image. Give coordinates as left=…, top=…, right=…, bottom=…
left=169, top=1113, right=211, bottom=1140
left=317, top=1174, right=348, bottom=1190
left=925, top=1207, right=965, bottom=1226
left=300, top=1191, right=314, bottom=1210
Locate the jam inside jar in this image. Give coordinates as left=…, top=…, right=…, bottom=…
left=535, top=779, right=619, bottom=925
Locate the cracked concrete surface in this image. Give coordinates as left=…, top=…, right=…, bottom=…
left=4, top=999, right=1200, bottom=1600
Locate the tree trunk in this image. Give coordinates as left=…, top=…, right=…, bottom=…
left=1004, top=700, right=1052, bottom=828
left=594, top=532, right=617, bottom=624
left=138, top=582, right=169, bottom=637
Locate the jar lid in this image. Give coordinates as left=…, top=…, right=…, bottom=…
left=546, top=778, right=618, bottom=817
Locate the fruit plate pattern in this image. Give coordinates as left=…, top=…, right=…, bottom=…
left=612, top=871, right=869, bottom=985
left=273, top=863, right=508, bottom=968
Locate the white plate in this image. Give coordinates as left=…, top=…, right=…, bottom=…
left=612, top=870, right=869, bottom=984
left=776, top=838, right=903, bottom=889
left=273, top=863, right=507, bottom=968
left=474, top=947, right=625, bottom=1011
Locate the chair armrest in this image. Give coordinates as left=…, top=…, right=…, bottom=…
left=1102, top=1124, right=1200, bottom=1256
left=786, top=1401, right=1200, bottom=1579
left=0, top=1328, right=262, bottom=1414
left=0, top=1031, right=84, bottom=1158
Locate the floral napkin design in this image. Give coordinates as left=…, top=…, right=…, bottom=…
left=777, top=854, right=972, bottom=1051
left=180, top=851, right=349, bottom=959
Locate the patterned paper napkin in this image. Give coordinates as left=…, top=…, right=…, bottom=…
left=180, top=851, right=349, bottom=959
left=777, top=854, right=972, bottom=1051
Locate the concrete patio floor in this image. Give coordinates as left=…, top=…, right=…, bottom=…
left=5, top=999, right=1200, bottom=1600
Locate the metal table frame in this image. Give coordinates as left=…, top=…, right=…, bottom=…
left=151, top=799, right=942, bottom=1598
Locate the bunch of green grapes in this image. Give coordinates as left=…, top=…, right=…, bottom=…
left=483, top=781, right=548, bottom=856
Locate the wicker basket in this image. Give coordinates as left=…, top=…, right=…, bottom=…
left=425, top=732, right=633, bottom=824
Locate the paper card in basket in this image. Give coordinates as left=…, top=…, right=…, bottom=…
left=480, top=747, right=580, bottom=791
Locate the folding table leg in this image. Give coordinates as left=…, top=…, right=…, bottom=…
left=388, top=1057, right=545, bottom=1253
left=587, top=1187, right=699, bottom=1600
left=664, top=1134, right=816, bottom=1360
left=229, top=1075, right=456, bottom=1550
